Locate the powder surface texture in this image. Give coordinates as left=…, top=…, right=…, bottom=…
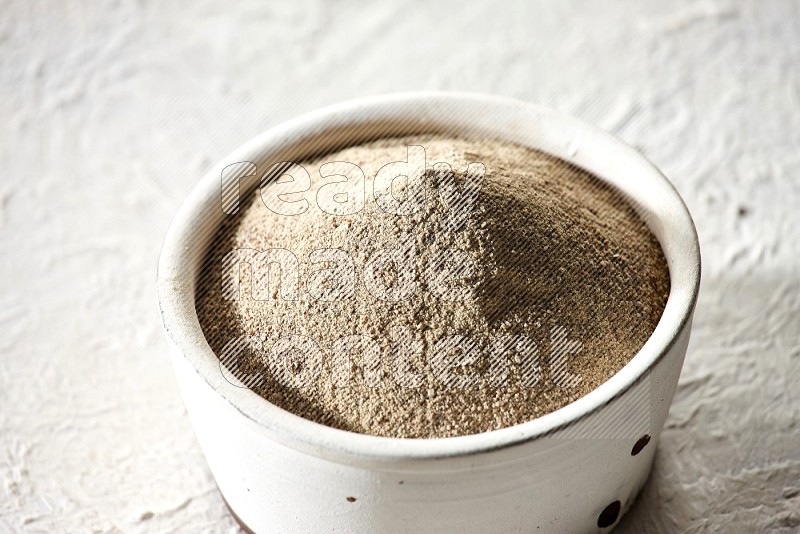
left=196, top=136, right=670, bottom=438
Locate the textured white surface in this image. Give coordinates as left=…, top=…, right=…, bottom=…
left=1, top=0, right=798, bottom=532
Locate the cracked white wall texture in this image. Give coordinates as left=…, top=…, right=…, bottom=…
left=1, top=0, right=798, bottom=532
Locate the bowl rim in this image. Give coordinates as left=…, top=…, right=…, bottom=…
left=157, top=91, right=701, bottom=464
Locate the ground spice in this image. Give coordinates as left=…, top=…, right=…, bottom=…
left=196, top=136, right=670, bottom=438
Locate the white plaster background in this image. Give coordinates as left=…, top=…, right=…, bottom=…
left=1, top=0, right=798, bottom=532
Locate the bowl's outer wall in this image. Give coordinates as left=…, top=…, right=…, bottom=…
left=170, top=318, right=691, bottom=533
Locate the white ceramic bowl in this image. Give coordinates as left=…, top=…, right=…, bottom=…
left=157, top=92, right=700, bottom=533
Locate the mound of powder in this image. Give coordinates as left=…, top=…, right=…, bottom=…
left=196, top=136, right=670, bottom=439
